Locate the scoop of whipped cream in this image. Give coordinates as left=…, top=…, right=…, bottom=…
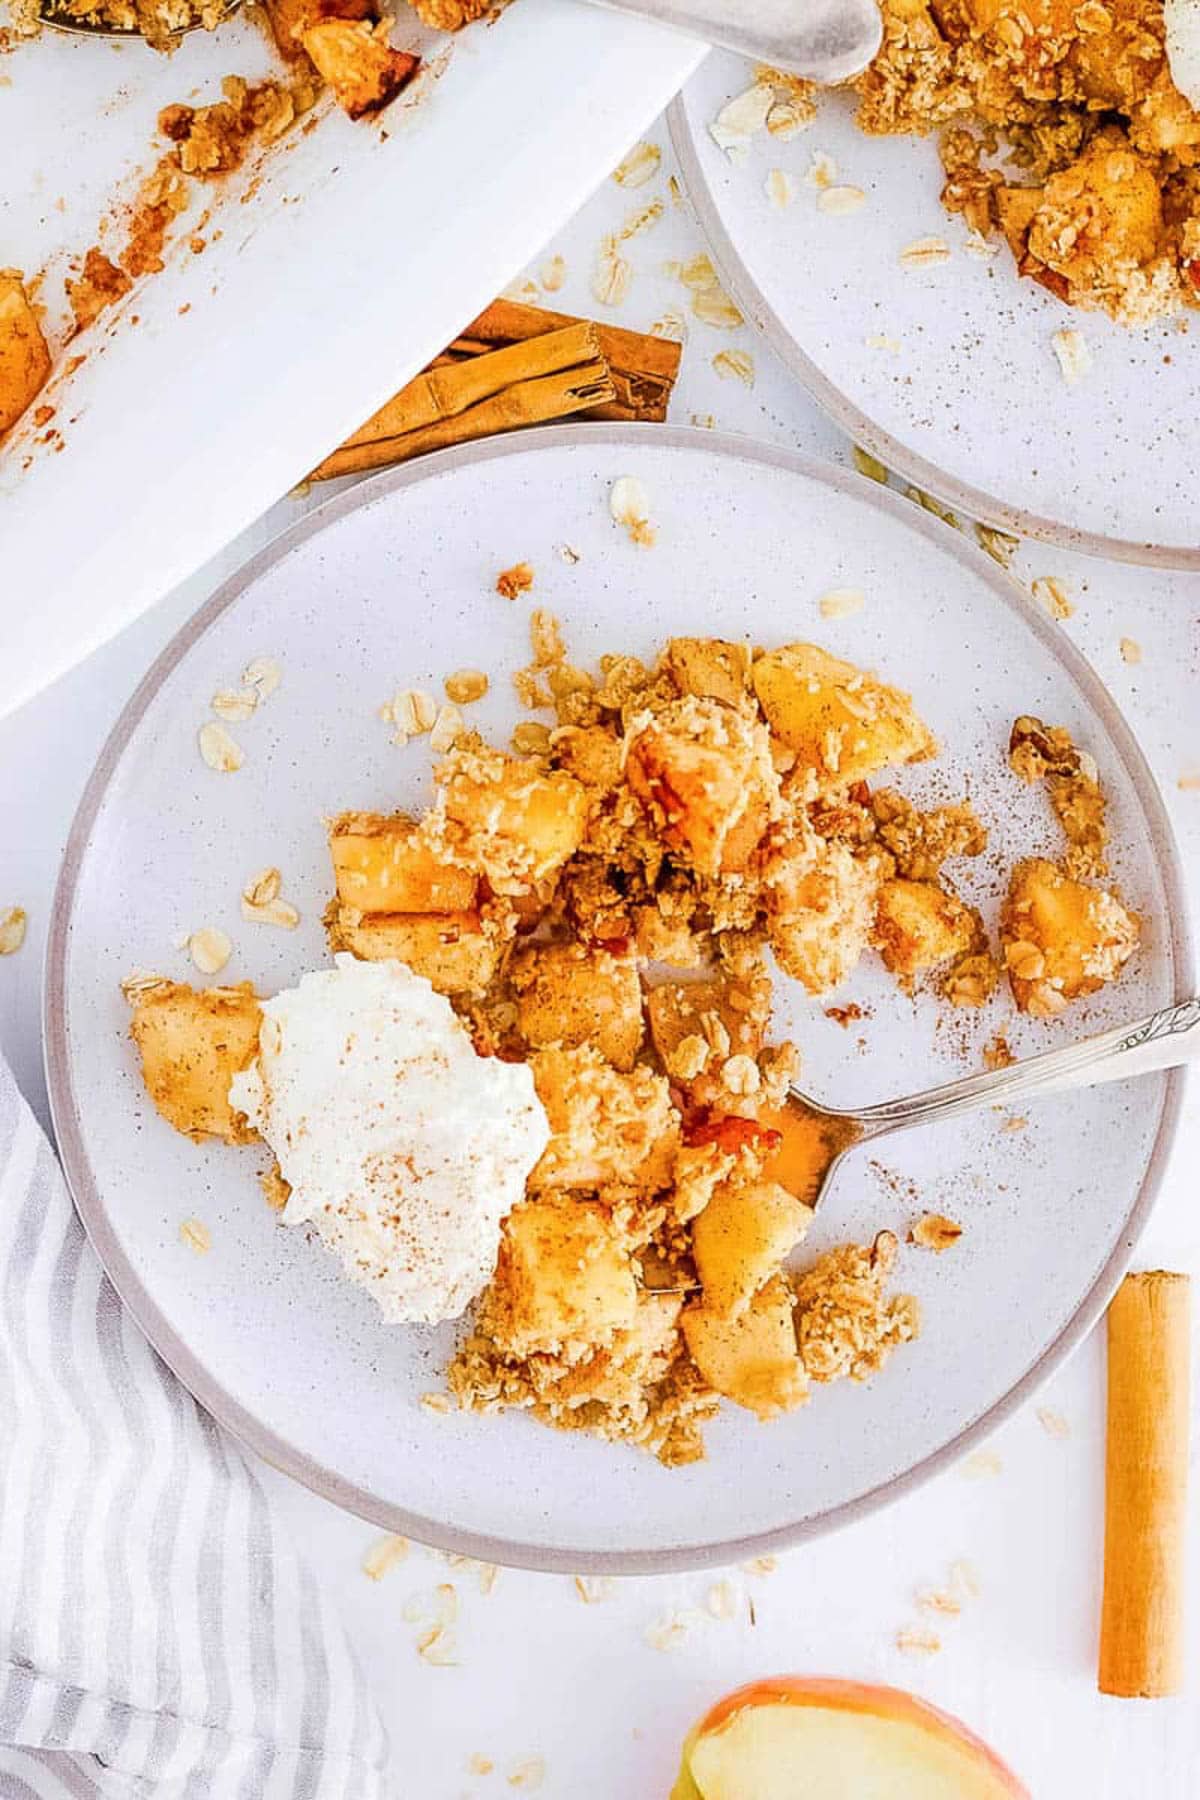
left=229, top=954, right=549, bottom=1324
left=1166, top=0, right=1200, bottom=108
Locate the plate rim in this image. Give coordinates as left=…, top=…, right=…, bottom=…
left=668, top=94, right=1200, bottom=573
left=44, top=420, right=1195, bottom=1573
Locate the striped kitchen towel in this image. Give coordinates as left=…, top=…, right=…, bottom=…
left=0, top=1054, right=393, bottom=1799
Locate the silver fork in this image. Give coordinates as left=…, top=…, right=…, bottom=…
left=639, top=999, right=1199, bottom=1293
left=795, top=997, right=1200, bottom=1212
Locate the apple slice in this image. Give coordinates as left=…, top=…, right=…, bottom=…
left=672, top=1677, right=1028, bottom=1800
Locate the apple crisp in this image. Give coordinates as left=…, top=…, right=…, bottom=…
left=125, top=626, right=1142, bottom=1465
left=855, top=0, right=1200, bottom=322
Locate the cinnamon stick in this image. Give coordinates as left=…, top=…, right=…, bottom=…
left=1098, top=1270, right=1191, bottom=1698
left=310, top=362, right=615, bottom=482
left=448, top=299, right=682, bottom=422
left=341, top=321, right=606, bottom=450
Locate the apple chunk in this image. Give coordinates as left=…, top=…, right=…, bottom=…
left=673, top=1677, right=1028, bottom=1800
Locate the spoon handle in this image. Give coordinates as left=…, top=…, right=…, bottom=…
left=814, top=998, right=1200, bottom=1142
left=586, top=0, right=883, bottom=84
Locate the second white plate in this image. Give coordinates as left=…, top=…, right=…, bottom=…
left=47, top=426, right=1189, bottom=1571
left=672, top=58, right=1200, bottom=566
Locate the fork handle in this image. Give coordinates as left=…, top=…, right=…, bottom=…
left=815, top=998, right=1200, bottom=1141
left=585, top=0, right=884, bottom=84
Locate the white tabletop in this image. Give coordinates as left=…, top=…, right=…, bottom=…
left=3, top=106, right=1199, bottom=1800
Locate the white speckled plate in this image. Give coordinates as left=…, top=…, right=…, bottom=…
left=47, top=426, right=1190, bottom=1572
left=671, top=58, right=1200, bottom=566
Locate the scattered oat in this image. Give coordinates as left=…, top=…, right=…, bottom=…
left=619, top=198, right=664, bottom=242
left=416, top=1624, right=459, bottom=1667
left=210, top=686, right=258, bottom=723
left=198, top=720, right=244, bottom=773
left=609, top=475, right=656, bottom=547
left=0, top=908, right=28, bottom=956
left=1031, top=575, right=1075, bottom=621
left=382, top=687, right=438, bottom=744
left=1051, top=327, right=1092, bottom=386
left=429, top=703, right=467, bottom=753
left=950, top=1558, right=981, bottom=1598
left=557, top=544, right=581, bottom=566
left=512, top=721, right=553, bottom=756
left=612, top=141, right=660, bottom=188
left=818, top=185, right=866, bottom=216
left=905, top=485, right=960, bottom=529
left=900, top=235, right=952, bottom=268
left=690, top=412, right=716, bottom=429
left=592, top=236, right=632, bottom=308
left=503, top=278, right=541, bottom=305
left=650, top=306, right=689, bottom=342
left=1178, top=770, right=1200, bottom=791
left=420, top=1390, right=453, bottom=1415
left=853, top=445, right=889, bottom=482
left=434, top=1582, right=459, bottom=1625
left=477, top=1562, right=500, bottom=1595
left=469, top=1754, right=495, bottom=1777
left=706, top=1579, right=738, bottom=1620
left=1000, top=1113, right=1028, bottom=1132
left=709, top=82, right=774, bottom=154
left=691, top=284, right=744, bottom=329
left=804, top=151, right=838, bottom=190
left=669, top=174, right=684, bottom=205
left=243, top=656, right=282, bottom=700
left=574, top=1574, right=615, bottom=1603
left=819, top=587, right=865, bottom=620
left=1119, top=636, right=1142, bottom=665
left=180, top=1217, right=211, bottom=1255
left=508, top=1757, right=546, bottom=1791
left=444, top=668, right=489, bottom=705
left=1037, top=1406, right=1071, bottom=1440
left=963, top=230, right=1000, bottom=259
left=767, top=97, right=813, bottom=138
left=674, top=252, right=720, bottom=291
left=496, top=561, right=535, bottom=600
left=916, top=1586, right=962, bottom=1616
left=712, top=348, right=755, bottom=386
left=187, top=926, right=232, bottom=976
left=362, top=1534, right=410, bottom=1580
left=765, top=168, right=795, bottom=209
left=540, top=254, right=567, bottom=293
left=241, top=868, right=299, bottom=930
left=400, top=1595, right=428, bottom=1624
left=644, top=1611, right=695, bottom=1651
left=909, top=1212, right=962, bottom=1252
left=741, top=1555, right=777, bottom=1576
left=865, top=333, right=901, bottom=353
left=961, top=1448, right=1003, bottom=1478
left=896, top=1625, right=942, bottom=1655
left=975, top=523, right=1019, bottom=568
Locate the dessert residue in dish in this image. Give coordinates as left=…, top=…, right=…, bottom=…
left=125, top=627, right=1140, bottom=1464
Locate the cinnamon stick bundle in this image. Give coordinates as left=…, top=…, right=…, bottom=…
left=311, top=299, right=681, bottom=482
left=1098, top=1270, right=1191, bottom=1698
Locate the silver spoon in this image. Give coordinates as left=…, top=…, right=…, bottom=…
left=589, top=0, right=883, bottom=86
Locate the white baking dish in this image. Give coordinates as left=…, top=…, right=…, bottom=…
left=0, top=0, right=703, bottom=717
